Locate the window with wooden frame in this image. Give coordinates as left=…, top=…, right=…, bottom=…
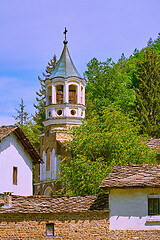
left=46, top=149, right=50, bottom=171
left=13, top=167, right=18, bottom=185
left=148, top=197, right=160, bottom=215
left=46, top=223, right=54, bottom=236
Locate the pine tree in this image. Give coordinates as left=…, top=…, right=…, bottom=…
left=135, top=48, right=160, bottom=137
left=13, top=98, right=30, bottom=127
left=147, top=37, right=154, bottom=47
left=33, top=55, right=57, bottom=132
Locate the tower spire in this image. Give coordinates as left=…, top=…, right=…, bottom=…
left=63, top=27, right=68, bottom=45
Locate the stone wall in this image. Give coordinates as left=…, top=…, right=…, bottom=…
left=0, top=212, right=109, bottom=240
left=0, top=212, right=160, bottom=240
left=1, top=212, right=160, bottom=240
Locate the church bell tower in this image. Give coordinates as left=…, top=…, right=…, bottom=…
left=44, top=28, right=86, bottom=128
left=34, top=29, right=86, bottom=196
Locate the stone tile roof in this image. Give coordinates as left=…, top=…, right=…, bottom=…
left=0, top=194, right=109, bottom=213
left=0, top=125, right=17, bottom=140
left=100, top=165, right=160, bottom=189
left=146, top=138, right=160, bottom=150
left=0, top=125, right=42, bottom=163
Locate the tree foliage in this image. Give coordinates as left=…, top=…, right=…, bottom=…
left=13, top=98, right=41, bottom=148
left=33, top=55, right=57, bottom=132
left=85, top=58, right=136, bottom=118
left=135, top=49, right=160, bottom=137
left=13, top=98, right=30, bottom=126
left=59, top=107, right=156, bottom=195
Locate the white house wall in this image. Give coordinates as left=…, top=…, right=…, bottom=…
left=109, top=188, right=160, bottom=230
left=0, top=133, right=33, bottom=196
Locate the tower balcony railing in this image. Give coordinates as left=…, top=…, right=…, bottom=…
left=69, top=94, right=77, bottom=104
left=56, top=94, right=63, bottom=104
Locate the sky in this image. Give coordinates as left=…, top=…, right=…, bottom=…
left=0, top=0, right=160, bottom=125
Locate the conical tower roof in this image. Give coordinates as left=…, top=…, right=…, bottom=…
left=49, top=42, right=82, bottom=79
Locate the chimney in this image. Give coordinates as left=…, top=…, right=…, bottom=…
left=3, top=192, right=12, bottom=208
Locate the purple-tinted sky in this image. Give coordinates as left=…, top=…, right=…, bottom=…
left=0, top=0, right=160, bottom=125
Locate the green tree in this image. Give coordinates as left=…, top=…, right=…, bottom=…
left=58, top=107, right=156, bottom=195
left=34, top=55, right=57, bottom=132
left=13, top=98, right=30, bottom=126
left=13, top=98, right=41, bottom=147
left=85, top=58, right=136, bottom=118
left=135, top=49, right=160, bottom=137
left=22, top=121, right=41, bottom=148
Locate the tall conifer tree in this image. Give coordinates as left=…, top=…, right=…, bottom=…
left=135, top=49, right=160, bottom=137
left=34, top=55, right=57, bottom=132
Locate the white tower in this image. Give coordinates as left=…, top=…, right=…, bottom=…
left=44, top=29, right=86, bottom=128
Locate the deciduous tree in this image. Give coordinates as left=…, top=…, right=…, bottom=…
left=58, top=107, right=156, bottom=195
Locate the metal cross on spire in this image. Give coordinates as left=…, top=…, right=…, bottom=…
left=63, top=27, right=68, bottom=45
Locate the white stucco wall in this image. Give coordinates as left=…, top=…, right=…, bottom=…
left=0, top=133, right=33, bottom=196
left=110, top=188, right=160, bottom=230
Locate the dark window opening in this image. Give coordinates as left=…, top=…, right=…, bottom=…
left=148, top=198, right=160, bottom=215
left=46, top=149, right=50, bottom=171
left=57, top=109, right=62, bottom=116
left=13, top=167, right=17, bottom=185
left=56, top=85, right=63, bottom=104
left=69, top=85, right=77, bottom=104
left=47, top=86, right=52, bottom=105
left=46, top=223, right=54, bottom=236
left=71, top=109, right=76, bottom=115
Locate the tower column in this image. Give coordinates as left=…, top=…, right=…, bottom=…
left=46, top=87, right=48, bottom=105
left=63, top=84, right=66, bottom=103
left=65, top=83, right=69, bottom=103
left=83, top=86, right=85, bottom=105
left=77, top=84, right=81, bottom=104
left=52, top=83, right=56, bottom=104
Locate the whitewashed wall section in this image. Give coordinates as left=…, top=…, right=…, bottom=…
left=0, top=133, right=33, bottom=196
left=40, top=149, right=60, bottom=182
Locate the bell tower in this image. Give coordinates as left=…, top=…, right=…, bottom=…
left=34, top=29, right=86, bottom=196
left=44, top=28, right=86, bottom=128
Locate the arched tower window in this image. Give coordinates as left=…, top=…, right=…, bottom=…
left=47, top=86, right=52, bottom=105
left=69, top=85, right=77, bottom=104
left=46, top=149, right=50, bottom=171
left=56, top=85, right=63, bottom=104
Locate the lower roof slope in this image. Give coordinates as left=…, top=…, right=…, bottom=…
left=100, top=165, right=160, bottom=189
left=0, top=194, right=109, bottom=213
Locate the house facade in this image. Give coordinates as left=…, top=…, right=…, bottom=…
left=0, top=125, right=41, bottom=196
left=34, top=30, right=86, bottom=196
left=100, top=164, right=160, bottom=231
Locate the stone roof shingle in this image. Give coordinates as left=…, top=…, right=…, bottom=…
left=100, top=165, right=160, bottom=189
left=0, top=194, right=109, bottom=213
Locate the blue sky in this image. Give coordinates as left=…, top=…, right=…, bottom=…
left=0, top=0, right=160, bottom=125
